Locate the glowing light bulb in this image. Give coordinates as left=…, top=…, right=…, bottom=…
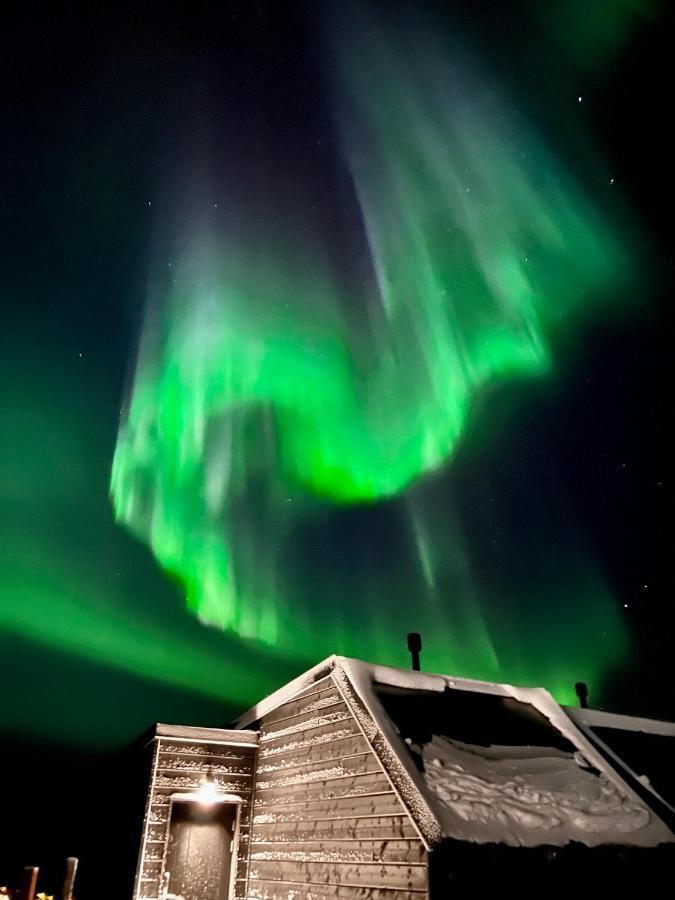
left=195, top=777, right=219, bottom=806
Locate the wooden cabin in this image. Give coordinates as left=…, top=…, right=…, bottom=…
left=133, top=656, right=675, bottom=900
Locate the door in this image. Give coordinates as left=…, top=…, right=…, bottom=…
left=164, top=800, right=238, bottom=900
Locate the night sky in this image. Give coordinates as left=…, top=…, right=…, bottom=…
left=1, top=0, right=672, bottom=890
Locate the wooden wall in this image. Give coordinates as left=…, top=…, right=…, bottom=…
left=133, top=727, right=258, bottom=900
left=248, top=675, right=428, bottom=900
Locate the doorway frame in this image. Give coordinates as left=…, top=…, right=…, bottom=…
left=160, top=791, right=243, bottom=900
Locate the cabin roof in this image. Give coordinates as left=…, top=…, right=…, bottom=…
left=235, top=655, right=675, bottom=850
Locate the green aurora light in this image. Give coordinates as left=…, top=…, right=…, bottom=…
left=110, top=11, right=631, bottom=702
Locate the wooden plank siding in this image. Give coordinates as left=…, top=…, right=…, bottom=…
left=248, top=887, right=421, bottom=900
left=259, top=720, right=363, bottom=759
left=134, top=731, right=259, bottom=900
left=250, top=840, right=424, bottom=863
left=250, top=817, right=419, bottom=842
left=249, top=675, right=428, bottom=900
left=253, top=793, right=412, bottom=823
left=257, top=735, right=371, bottom=771
left=249, top=861, right=426, bottom=891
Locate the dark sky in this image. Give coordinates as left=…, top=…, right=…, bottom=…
left=0, top=0, right=671, bottom=891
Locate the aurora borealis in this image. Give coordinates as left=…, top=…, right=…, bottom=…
left=1, top=2, right=672, bottom=891
left=1, top=0, right=671, bottom=763
left=110, top=5, right=631, bottom=698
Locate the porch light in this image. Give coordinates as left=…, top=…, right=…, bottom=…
left=195, top=776, right=220, bottom=806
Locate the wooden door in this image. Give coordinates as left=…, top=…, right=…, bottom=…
left=165, top=800, right=237, bottom=900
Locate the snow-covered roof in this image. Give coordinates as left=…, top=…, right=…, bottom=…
left=235, top=656, right=675, bottom=850
left=564, top=705, right=675, bottom=818
left=565, top=707, right=675, bottom=737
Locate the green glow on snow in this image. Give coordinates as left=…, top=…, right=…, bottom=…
left=110, top=11, right=629, bottom=697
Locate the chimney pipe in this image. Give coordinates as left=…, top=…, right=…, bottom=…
left=407, top=633, right=422, bottom=671
left=575, top=681, right=589, bottom=709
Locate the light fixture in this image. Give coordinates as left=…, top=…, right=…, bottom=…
left=195, top=773, right=219, bottom=806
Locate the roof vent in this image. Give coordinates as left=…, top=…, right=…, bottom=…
left=407, top=632, right=422, bottom=671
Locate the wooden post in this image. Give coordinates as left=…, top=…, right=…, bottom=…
left=62, top=858, right=78, bottom=900
left=18, top=867, right=38, bottom=900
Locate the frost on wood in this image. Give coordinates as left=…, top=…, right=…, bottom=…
left=248, top=889, right=416, bottom=900
left=261, top=711, right=351, bottom=741
left=254, top=776, right=386, bottom=804
left=251, top=849, right=374, bottom=863
left=154, top=772, right=245, bottom=790
left=147, top=811, right=168, bottom=825
left=159, top=742, right=228, bottom=756
left=333, top=663, right=441, bottom=848
left=421, top=735, right=653, bottom=848
left=292, top=695, right=344, bottom=715
left=257, top=765, right=375, bottom=789
left=257, top=743, right=364, bottom=773
left=236, top=662, right=337, bottom=727
left=259, top=727, right=355, bottom=758
left=158, top=757, right=250, bottom=774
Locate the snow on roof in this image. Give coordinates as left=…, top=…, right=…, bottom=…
left=421, top=735, right=652, bottom=848
left=565, top=706, right=675, bottom=817
left=564, top=707, right=675, bottom=737
left=235, top=656, right=675, bottom=849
